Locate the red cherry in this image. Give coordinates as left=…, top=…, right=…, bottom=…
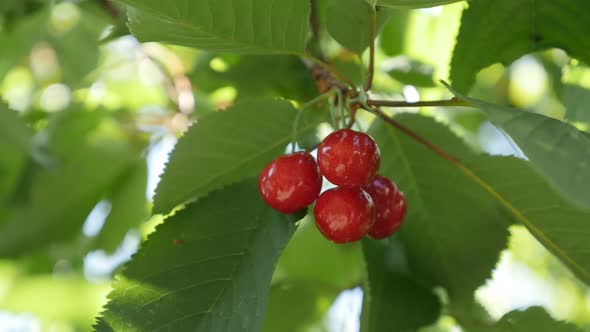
left=317, top=129, right=380, bottom=187
left=313, top=187, right=375, bottom=244
left=258, top=152, right=323, bottom=214
left=364, top=175, right=407, bottom=239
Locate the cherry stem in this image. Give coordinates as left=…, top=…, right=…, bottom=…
left=364, top=7, right=377, bottom=92
left=366, top=106, right=462, bottom=165
left=367, top=98, right=471, bottom=108
left=291, top=91, right=337, bottom=151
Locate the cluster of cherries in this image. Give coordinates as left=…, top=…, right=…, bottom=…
left=258, top=129, right=407, bottom=244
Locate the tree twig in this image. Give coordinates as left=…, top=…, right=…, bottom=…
left=310, top=0, right=320, bottom=41
left=367, top=98, right=471, bottom=108
left=97, top=0, right=120, bottom=18
left=364, top=7, right=377, bottom=91
left=367, top=106, right=462, bottom=164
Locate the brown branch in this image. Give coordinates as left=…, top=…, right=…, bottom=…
left=368, top=107, right=462, bottom=164
left=367, top=98, right=471, bottom=108
left=310, top=0, right=320, bottom=41
left=364, top=7, right=377, bottom=91
left=97, top=0, right=120, bottom=18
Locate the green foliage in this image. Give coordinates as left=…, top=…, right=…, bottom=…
left=369, top=115, right=510, bottom=310
left=327, top=0, right=391, bottom=54
left=276, top=216, right=365, bottom=289
left=455, top=90, right=590, bottom=211
left=450, top=0, right=590, bottom=92
left=1, top=0, right=589, bottom=330
left=0, top=103, right=31, bottom=153
left=387, top=56, right=436, bottom=87
left=0, top=9, right=45, bottom=78
left=361, top=238, right=441, bottom=331
left=263, top=281, right=336, bottom=332
left=377, top=0, right=462, bottom=8
left=93, top=162, right=149, bottom=254
left=562, top=84, right=590, bottom=124
left=121, top=0, right=310, bottom=54
left=465, top=156, right=590, bottom=284
left=153, top=98, right=326, bottom=215
left=495, top=307, right=582, bottom=332
left=95, top=180, right=299, bottom=332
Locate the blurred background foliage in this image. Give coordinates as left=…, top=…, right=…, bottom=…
left=0, top=0, right=589, bottom=331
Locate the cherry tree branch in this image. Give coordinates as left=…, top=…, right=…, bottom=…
left=367, top=106, right=462, bottom=165
left=367, top=98, right=471, bottom=108
left=97, top=0, right=120, bottom=18
left=364, top=7, right=377, bottom=91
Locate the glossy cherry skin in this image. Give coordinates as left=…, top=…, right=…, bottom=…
left=314, top=187, right=376, bottom=243
left=364, top=175, right=407, bottom=239
left=258, top=152, right=323, bottom=214
left=317, top=129, right=381, bottom=187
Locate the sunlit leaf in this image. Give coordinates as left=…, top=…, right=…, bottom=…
left=495, top=307, right=582, bottom=332
left=95, top=180, right=299, bottom=332
left=562, top=84, right=590, bottom=125
left=120, top=0, right=310, bottom=54
left=450, top=0, right=590, bottom=92
left=451, top=89, right=590, bottom=211
left=153, top=98, right=326, bottom=215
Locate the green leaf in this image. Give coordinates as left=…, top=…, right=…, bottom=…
left=276, top=216, right=364, bottom=289
left=153, top=98, right=326, bottom=215
left=450, top=0, right=590, bottom=92
left=327, top=0, right=391, bottom=54
left=93, top=161, right=149, bottom=254
left=465, top=156, right=590, bottom=285
left=95, top=180, right=298, bottom=332
left=495, top=307, right=582, bottom=332
left=0, top=103, right=31, bottom=153
left=0, top=144, right=135, bottom=257
left=361, top=238, right=441, bottom=332
left=387, top=56, right=436, bottom=87
left=377, top=0, right=462, bottom=8
left=373, top=112, right=590, bottom=285
left=262, top=281, right=336, bottom=332
left=0, top=104, right=31, bottom=211
left=51, top=9, right=103, bottom=86
left=369, top=115, right=510, bottom=308
left=190, top=55, right=318, bottom=102
left=562, top=84, right=590, bottom=124
left=379, top=9, right=410, bottom=56
left=0, top=111, right=137, bottom=256
left=0, top=9, right=45, bottom=78
left=121, top=0, right=310, bottom=54
left=451, top=90, right=590, bottom=211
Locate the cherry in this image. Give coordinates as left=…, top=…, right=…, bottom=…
left=313, top=187, right=375, bottom=243
left=258, top=152, right=323, bottom=214
left=364, top=175, right=407, bottom=239
left=317, top=129, right=380, bottom=187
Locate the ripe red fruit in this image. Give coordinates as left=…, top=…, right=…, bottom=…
left=364, top=175, right=407, bottom=239
left=258, top=152, right=323, bottom=214
left=314, top=187, right=376, bottom=243
left=317, top=129, right=380, bottom=187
